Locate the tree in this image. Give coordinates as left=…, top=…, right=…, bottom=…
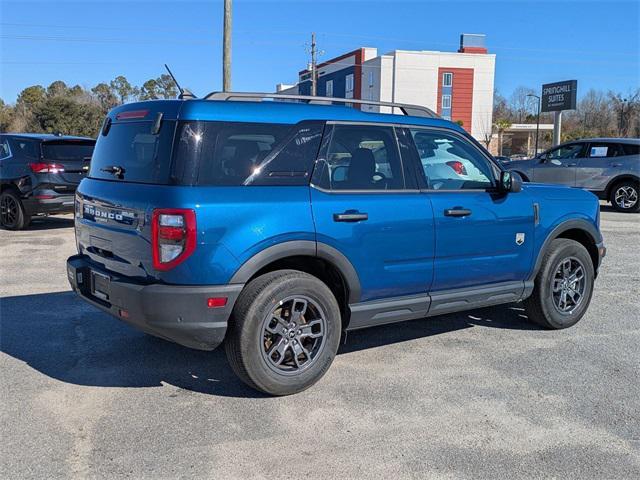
left=495, top=119, right=512, bottom=156
left=0, top=99, right=15, bottom=132
left=509, top=86, right=536, bottom=123
left=155, top=74, right=178, bottom=98
left=36, top=96, right=103, bottom=137
left=91, top=83, right=119, bottom=112
left=109, top=75, right=139, bottom=104
left=139, top=79, right=161, bottom=100
left=139, top=74, right=178, bottom=100
left=47, top=80, right=69, bottom=97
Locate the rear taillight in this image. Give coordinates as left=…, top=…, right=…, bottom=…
left=152, top=209, right=197, bottom=271
left=446, top=160, right=467, bottom=176
left=29, top=162, right=65, bottom=173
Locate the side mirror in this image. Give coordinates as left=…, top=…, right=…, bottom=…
left=499, top=170, right=522, bottom=193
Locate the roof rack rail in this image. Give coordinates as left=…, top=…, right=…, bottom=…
left=203, top=91, right=438, bottom=118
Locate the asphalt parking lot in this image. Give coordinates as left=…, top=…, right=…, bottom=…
left=1, top=208, right=639, bottom=479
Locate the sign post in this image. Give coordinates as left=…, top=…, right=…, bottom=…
left=541, top=80, right=577, bottom=146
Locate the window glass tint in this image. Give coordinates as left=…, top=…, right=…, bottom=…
left=42, top=142, right=95, bottom=161
left=318, top=124, right=404, bottom=190
left=547, top=144, right=583, bottom=160
left=621, top=143, right=640, bottom=156
left=410, top=129, right=494, bottom=190
left=0, top=138, right=10, bottom=158
left=172, top=121, right=322, bottom=186
left=89, top=121, right=176, bottom=184
left=588, top=143, right=624, bottom=158
left=8, top=137, right=39, bottom=159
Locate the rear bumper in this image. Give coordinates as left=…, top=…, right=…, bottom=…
left=66, top=254, right=243, bottom=351
left=22, top=192, right=75, bottom=215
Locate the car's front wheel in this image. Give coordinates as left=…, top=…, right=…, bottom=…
left=524, top=238, right=595, bottom=329
left=225, top=270, right=341, bottom=396
left=610, top=180, right=639, bottom=213
left=0, top=190, right=30, bottom=230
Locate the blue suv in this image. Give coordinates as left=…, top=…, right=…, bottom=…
left=67, top=93, right=605, bottom=395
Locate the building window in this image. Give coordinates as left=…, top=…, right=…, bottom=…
left=442, top=115, right=451, bottom=121
left=442, top=95, right=451, bottom=109
left=326, top=80, right=333, bottom=97
left=443, top=72, right=453, bottom=87
left=368, top=71, right=374, bottom=87
left=345, top=73, right=354, bottom=99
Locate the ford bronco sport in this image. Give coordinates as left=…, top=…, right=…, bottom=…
left=67, top=93, right=605, bottom=395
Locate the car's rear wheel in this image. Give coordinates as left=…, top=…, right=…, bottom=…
left=610, top=180, right=639, bottom=213
left=524, top=238, right=594, bottom=329
left=0, top=190, right=30, bottom=230
left=225, top=269, right=341, bottom=396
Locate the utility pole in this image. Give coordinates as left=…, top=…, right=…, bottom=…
left=223, top=0, right=232, bottom=92
left=310, top=32, right=318, bottom=96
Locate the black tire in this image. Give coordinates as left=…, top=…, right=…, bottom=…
left=225, top=269, right=341, bottom=396
left=524, top=238, right=594, bottom=329
left=0, top=190, right=30, bottom=230
left=609, top=179, right=640, bottom=213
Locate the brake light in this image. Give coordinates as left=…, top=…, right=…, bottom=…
left=29, top=163, right=65, bottom=173
left=446, top=160, right=467, bottom=176
left=152, top=209, right=197, bottom=271
left=116, top=109, right=149, bottom=120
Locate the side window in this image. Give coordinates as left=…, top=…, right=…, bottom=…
left=172, top=121, right=322, bottom=186
left=315, top=124, right=405, bottom=191
left=8, top=137, right=40, bottom=160
left=621, top=143, right=640, bottom=156
left=547, top=144, right=584, bottom=160
left=0, top=138, right=10, bottom=159
left=409, top=129, right=494, bottom=190
left=588, top=143, right=623, bottom=158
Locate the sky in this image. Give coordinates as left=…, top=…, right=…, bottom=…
left=1, top=0, right=638, bottom=103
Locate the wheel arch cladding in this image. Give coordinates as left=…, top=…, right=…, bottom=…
left=531, top=219, right=601, bottom=281
left=229, top=240, right=362, bottom=305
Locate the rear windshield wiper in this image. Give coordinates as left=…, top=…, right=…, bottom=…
left=100, top=165, right=126, bottom=179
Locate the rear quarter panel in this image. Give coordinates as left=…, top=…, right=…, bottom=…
left=76, top=180, right=315, bottom=285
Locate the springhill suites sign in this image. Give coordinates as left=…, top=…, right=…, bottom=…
left=541, top=80, right=577, bottom=112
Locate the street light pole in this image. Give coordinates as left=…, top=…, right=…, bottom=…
left=223, top=0, right=232, bottom=92
left=527, top=93, right=541, bottom=156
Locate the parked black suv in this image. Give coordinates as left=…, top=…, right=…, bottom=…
left=0, top=133, right=95, bottom=229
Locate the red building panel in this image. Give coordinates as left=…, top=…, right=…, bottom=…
left=437, top=67, right=474, bottom=133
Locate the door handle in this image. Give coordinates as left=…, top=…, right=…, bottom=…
left=444, top=208, right=472, bottom=217
left=566, top=163, right=577, bottom=167
left=333, top=211, right=368, bottom=222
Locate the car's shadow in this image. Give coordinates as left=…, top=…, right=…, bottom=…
left=0, top=291, right=540, bottom=398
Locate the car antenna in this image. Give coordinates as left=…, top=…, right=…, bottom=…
left=164, top=64, right=196, bottom=99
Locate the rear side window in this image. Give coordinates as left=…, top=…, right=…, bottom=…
left=620, top=143, right=640, bottom=156
left=42, top=142, right=95, bottom=161
left=7, top=137, right=40, bottom=159
left=172, top=121, right=323, bottom=186
left=313, top=124, right=405, bottom=190
left=588, top=143, right=624, bottom=158
left=89, top=120, right=176, bottom=184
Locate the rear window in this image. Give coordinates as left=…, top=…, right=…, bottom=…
left=42, top=142, right=95, bottom=161
left=172, top=120, right=324, bottom=186
left=89, top=120, right=176, bottom=184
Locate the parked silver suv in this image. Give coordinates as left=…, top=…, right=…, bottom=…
left=507, top=138, right=640, bottom=212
